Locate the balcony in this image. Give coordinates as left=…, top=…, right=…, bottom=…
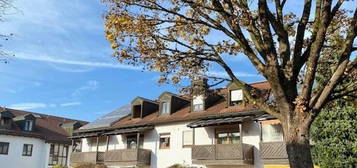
left=104, top=148, right=151, bottom=167
left=70, top=151, right=105, bottom=164
left=260, top=142, right=289, bottom=164
left=191, top=143, right=254, bottom=165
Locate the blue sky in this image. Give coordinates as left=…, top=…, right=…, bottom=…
left=0, top=0, right=264, bottom=121
left=1, top=0, right=352, bottom=121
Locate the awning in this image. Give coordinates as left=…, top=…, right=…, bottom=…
left=105, top=125, right=154, bottom=135
left=69, top=132, right=100, bottom=139
left=187, top=115, right=252, bottom=128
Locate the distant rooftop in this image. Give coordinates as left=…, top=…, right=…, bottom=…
left=80, top=104, right=131, bottom=130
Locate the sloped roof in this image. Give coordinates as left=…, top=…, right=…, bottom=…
left=0, top=108, right=87, bottom=144
left=73, top=81, right=271, bottom=136
left=80, top=105, right=131, bottom=130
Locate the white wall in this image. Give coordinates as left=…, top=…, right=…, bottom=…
left=144, top=121, right=195, bottom=168
left=0, top=135, right=49, bottom=168
left=77, top=120, right=264, bottom=168
left=242, top=121, right=263, bottom=168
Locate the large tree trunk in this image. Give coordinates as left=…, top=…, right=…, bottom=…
left=284, top=120, right=314, bottom=168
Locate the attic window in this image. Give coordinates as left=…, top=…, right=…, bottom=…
left=24, top=120, right=33, bottom=131
left=230, top=89, right=243, bottom=105
left=161, top=102, right=170, bottom=115
left=132, top=105, right=141, bottom=118
left=192, top=95, right=204, bottom=112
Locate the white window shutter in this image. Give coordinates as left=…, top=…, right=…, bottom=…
left=231, top=90, right=243, bottom=101
left=183, top=131, right=193, bottom=146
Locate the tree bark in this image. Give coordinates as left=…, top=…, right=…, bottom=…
left=284, top=120, right=314, bottom=168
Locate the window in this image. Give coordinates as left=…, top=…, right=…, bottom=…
left=262, top=124, right=284, bottom=142
left=159, top=133, right=170, bottom=149
left=126, top=135, right=144, bottom=149
left=24, top=120, right=33, bottom=131
left=22, top=144, right=33, bottom=156
left=132, top=105, right=141, bottom=118
left=49, top=144, right=69, bottom=166
left=161, top=102, right=170, bottom=115
left=0, top=142, right=9, bottom=155
left=192, top=95, right=204, bottom=112
left=230, top=89, right=243, bottom=105
left=182, top=130, right=193, bottom=147
left=216, top=132, right=240, bottom=144
left=0, top=118, right=11, bottom=126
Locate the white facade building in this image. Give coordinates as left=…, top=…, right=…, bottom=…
left=0, top=108, right=86, bottom=168
left=71, top=82, right=288, bottom=168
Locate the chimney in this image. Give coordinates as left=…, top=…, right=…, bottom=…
left=191, top=77, right=209, bottom=96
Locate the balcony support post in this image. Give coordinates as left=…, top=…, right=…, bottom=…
left=96, top=136, right=99, bottom=162
left=71, top=139, right=74, bottom=152
left=136, top=132, right=140, bottom=160
left=106, top=135, right=110, bottom=151
left=192, top=128, right=195, bottom=146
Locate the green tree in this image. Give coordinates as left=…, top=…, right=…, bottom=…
left=102, top=1, right=357, bottom=167
left=311, top=104, right=357, bottom=167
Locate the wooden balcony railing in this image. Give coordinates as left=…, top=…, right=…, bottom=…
left=260, top=142, right=289, bottom=164
left=191, top=143, right=253, bottom=165
left=70, top=151, right=105, bottom=164
left=104, top=148, right=151, bottom=166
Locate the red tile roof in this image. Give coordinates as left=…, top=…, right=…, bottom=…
left=0, top=108, right=87, bottom=144
left=110, top=81, right=270, bottom=128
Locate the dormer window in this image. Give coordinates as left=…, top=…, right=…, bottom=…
left=24, top=120, right=33, bottom=131
left=131, top=97, right=159, bottom=119
left=192, top=95, right=204, bottom=112
left=230, top=89, right=243, bottom=106
left=161, top=102, right=170, bottom=115
left=132, top=105, right=141, bottom=118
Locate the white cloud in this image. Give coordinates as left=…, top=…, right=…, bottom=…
left=72, top=80, right=99, bottom=97
left=207, top=71, right=258, bottom=78
left=8, top=103, right=47, bottom=110
left=60, top=101, right=81, bottom=107
left=11, top=54, right=142, bottom=71
left=7, top=101, right=82, bottom=110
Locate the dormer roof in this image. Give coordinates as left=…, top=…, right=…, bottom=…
left=131, top=96, right=158, bottom=105
left=0, top=110, right=15, bottom=119
left=13, top=113, right=36, bottom=121
left=158, top=91, right=190, bottom=102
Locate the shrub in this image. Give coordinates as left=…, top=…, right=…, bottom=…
left=53, top=165, right=67, bottom=168
left=168, top=164, right=190, bottom=168
left=72, top=163, right=107, bottom=168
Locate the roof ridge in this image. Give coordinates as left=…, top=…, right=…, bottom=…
left=2, top=107, right=87, bottom=123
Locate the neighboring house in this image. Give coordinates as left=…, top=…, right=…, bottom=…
left=0, top=108, right=87, bottom=168
left=70, top=81, right=288, bottom=168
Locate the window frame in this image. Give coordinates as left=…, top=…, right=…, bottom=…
left=192, top=95, right=204, bottom=112
left=230, top=89, right=243, bottom=106
left=24, top=120, right=33, bottom=131
left=0, top=142, right=9, bottom=155
left=159, top=133, right=171, bottom=149
left=48, top=144, right=69, bottom=166
left=215, top=125, right=241, bottom=145
left=161, top=102, right=171, bottom=115
left=126, top=135, right=144, bottom=149
left=22, top=144, right=33, bottom=156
